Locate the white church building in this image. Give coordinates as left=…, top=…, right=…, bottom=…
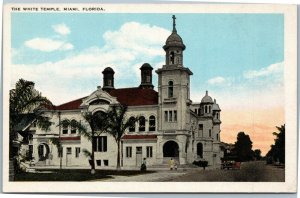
left=20, top=15, right=223, bottom=169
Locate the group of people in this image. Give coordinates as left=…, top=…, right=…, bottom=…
left=140, top=158, right=178, bottom=171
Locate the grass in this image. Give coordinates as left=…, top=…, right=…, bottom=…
left=14, top=169, right=155, bottom=181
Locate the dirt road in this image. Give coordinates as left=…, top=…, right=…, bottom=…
left=158, top=161, right=284, bottom=182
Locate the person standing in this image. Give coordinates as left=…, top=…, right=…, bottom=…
left=169, top=158, right=174, bottom=170
left=141, top=158, right=147, bottom=171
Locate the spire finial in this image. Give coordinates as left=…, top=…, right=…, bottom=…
left=172, top=15, right=177, bottom=33
left=206, top=90, right=208, bottom=96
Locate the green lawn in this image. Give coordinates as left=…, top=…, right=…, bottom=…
left=14, top=169, right=155, bottom=181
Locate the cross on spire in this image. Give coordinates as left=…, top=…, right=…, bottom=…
left=172, top=15, right=177, bottom=33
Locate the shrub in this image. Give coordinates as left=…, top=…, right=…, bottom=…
left=193, top=160, right=208, bottom=168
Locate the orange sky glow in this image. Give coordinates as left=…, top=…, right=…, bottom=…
left=220, top=107, right=284, bottom=156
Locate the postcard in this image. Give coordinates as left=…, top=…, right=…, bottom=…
left=2, top=3, right=297, bottom=193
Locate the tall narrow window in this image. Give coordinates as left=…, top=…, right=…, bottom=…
left=126, top=147, right=132, bottom=158
left=139, top=116, right=145, bottom=132
left=129, top=116, right=136, bottom=132
left=169, top=111, right=173, bottom=122
left=216, top=133, right=219, bottom=141
left=75, top=147, right=80, bottom=158
left=197, top=143, right=203, bottom=158
left=209, top=129, right=212, bottom=137
left=216, top=113, right=219, bottom=119
left=168, top=81, right=173, bottom=98
left=170, top=51, right=175, bottom=64
left=174, top=110, right=177, bottom=122
left=149, top=116, right=156, bottom=131
left=205, top=106, right=208, bottom=114
left=58, top=147, right=63, bottom=157
left=94, top=136, right=107, bottom=152
left=147, top=146, right=153, bottom=158
left=164, top=111, right=168, bottom=122
left=62, top=123, right=68, bottom=134
left=209, top=106, right=211, bottom=113
left=70, top=119, right=77, bottom=134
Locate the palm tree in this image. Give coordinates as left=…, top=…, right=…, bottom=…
left=9, top=79, right=52, bottom=179
left=58, top=111, right=108, bottom=173
left=106, top=105, right=138, bottom=170
left=266, top=124, right=285, bottom=164
left=10, top=79, right=53, bottom=155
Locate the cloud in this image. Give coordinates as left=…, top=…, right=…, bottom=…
left=52, top=23, right=71, bottom=35
left=207, top=76, right=233, bottom=87
left=24, top=38, right=74, bottom=52
left=12, top=22, right=170, bottom=105
left=244, top=62, right=283, bottom=79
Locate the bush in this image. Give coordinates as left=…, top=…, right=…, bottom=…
left=193, top=160, right=208, bottom=168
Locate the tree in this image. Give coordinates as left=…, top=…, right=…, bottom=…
left=9, top=79, right=52, bottom=179
left=106, top=105, right=138, bottom=170
left=266, top=124, right=285, bottom=164
left=253, top=149, right=262, bottom=160
left=234, top=132, right=253, bottom=162
left=58, top=111, right=108, bottom=174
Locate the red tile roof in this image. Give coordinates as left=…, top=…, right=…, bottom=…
left=122, top=134, right=157, bottom=140
left=49, top=87, right=158, bottom=110
left=108, top=87, right=158, bottom=106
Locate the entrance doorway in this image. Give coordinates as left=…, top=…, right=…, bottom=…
left=136, top=147, right=142, bottom=167
left=163, top=141, right=179, bottom=157
left=38, top=143, right=50, bottom=161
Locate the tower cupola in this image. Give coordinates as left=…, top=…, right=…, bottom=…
left=163, top=15, right=186, bottom=66
left=139, top=63, right=154, bottom=89
left=102, top=67, right=115, bottom=91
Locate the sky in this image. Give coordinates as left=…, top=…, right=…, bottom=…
left=10, top=13, right=284, bottom=155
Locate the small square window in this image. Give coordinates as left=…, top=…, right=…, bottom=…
left=67, top=147, right=72, bottom=154
left=96, top=160, right=101, bottom=166
left=103, top=160, right=109, bottom=166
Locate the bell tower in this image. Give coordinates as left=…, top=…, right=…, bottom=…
left=163, top=15, right=186, bottom=67
left=156, top=15, right=193, bottom=132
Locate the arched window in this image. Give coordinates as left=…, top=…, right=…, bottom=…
left=197, top=143, right=203, bottom=158
left=70, top=119, right=77, bottom=134
left=62, top=122, right=68, bottom=134
left=129, top=116, right=136, bottom=132
left=93, top=111, right=107, bottom=131
left=149, top=116, right=156, bottom=131
left=216, top=133, right=219, bottom=141
left=170, top=51, right=175, bottom=64
left=205, top=106, right=208, bottom=114
left=139, top=116, right=146, bottom=132
left=168, top=81, right=173, bottom=98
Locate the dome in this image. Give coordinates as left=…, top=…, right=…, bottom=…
left=212, top=99, right=221, bottom=111
left=163, top=15, right=186, bottom=50
left=140, top=63, right=153, bottom=70
left=163, top=32, right=186, bottom=50
left=102, top=67, right=115, bottom=74
left=201, top=91, right=213, bottom=103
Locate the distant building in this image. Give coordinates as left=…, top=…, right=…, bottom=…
left=19, top=15, right=222, bottom=169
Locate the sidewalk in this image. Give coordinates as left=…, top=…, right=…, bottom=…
left=97, top=169, right=190, bottom=182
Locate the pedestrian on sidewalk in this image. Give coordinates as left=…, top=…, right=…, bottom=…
left=169, top=158, right=174, bottom=170
left=174, top=160, right=178, bottom=170
left=141, top=158, right=147, bottom=172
